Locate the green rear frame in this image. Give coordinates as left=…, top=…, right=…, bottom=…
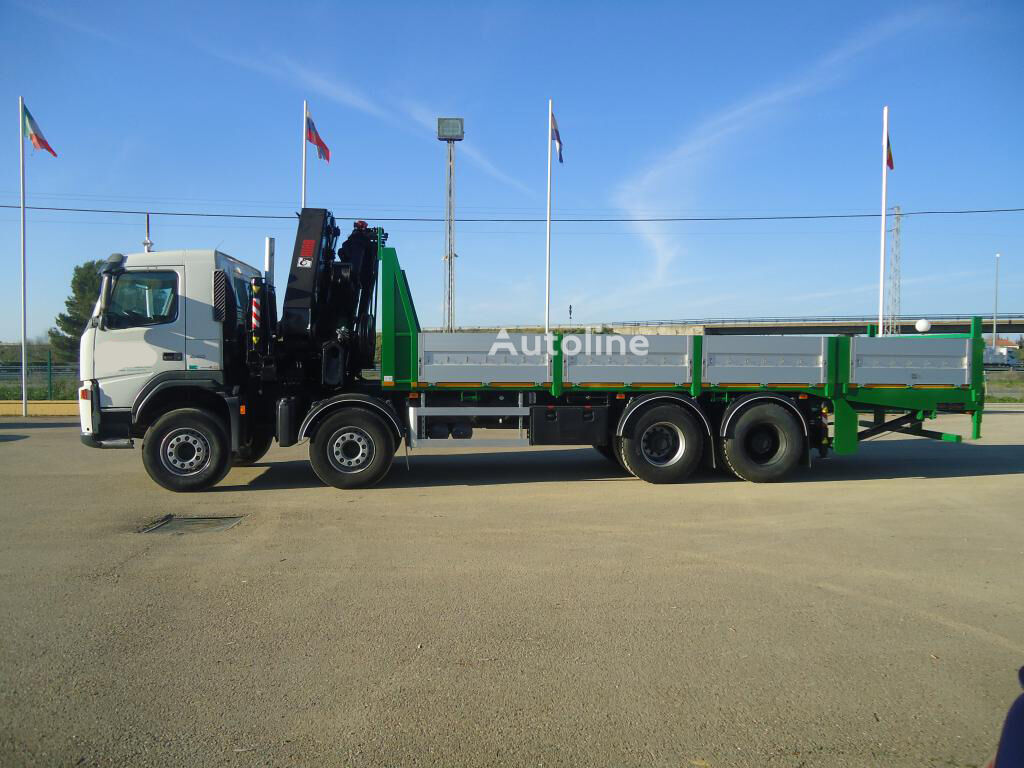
left=377, top=234, right=985, bottom=451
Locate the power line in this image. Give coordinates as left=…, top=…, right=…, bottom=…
left=0, top=203, right=1022, bottom=223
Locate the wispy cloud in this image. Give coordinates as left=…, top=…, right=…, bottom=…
left=275, top=56, right=391, bottom=120
left=12, top=1, right=124, bottom=46
left=403, top=101, right=533, bottom=195
left=205, top=48, right=531, bottom=195
left=199, top=47, right=389, bottom=121
left=614, top=10, right=935, bottom=288
left=785, top=269, right=984, bottom=303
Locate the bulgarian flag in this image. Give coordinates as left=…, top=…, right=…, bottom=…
left=22, top=103, right=57, bottom=157
left=886, top=133, right=893, bottom=170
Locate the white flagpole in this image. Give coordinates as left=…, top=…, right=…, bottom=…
left=877, top=105, right=889, bottom=335
left=301, top=99, right=308, bottom=209
left=19, top=96, right=28, bottom=418
left=544, top=98, right=553, bottom=334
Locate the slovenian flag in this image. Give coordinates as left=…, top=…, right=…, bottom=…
left=551, top=112, right=563, bottom=163
left=22, top=103, right=56, bottom=157
left=306, top=111, right=330, bottom=162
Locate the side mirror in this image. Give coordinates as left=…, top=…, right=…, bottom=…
left=213, top=270, right=228, bottom=322
left=96, top=254, right=125, bottom=332
left=96, top=273, right=114, bottom=331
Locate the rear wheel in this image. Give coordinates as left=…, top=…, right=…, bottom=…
left=142, top=408, right=231, bottom=492
left=309, top=409, right=395, bottom=489
left=621, top=405, right=703, bottom=483
left=721, top=403, right=803, bottom=482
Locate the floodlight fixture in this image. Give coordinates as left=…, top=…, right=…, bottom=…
left=437, top=117, right=464, bottom=142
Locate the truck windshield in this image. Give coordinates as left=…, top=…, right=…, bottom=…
left=106, top=271, right=178, bottom=329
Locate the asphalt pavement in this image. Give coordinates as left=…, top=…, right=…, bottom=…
left=1, top=412, right=1022, bottom=767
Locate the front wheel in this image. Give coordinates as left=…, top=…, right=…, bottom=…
left=620, top=405, right=703, bottom=483
left=309, top=409, right=395, bottom=489
left=142, top=408, right=231, bottom=492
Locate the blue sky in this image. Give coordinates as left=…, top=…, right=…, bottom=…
left=1, top=0, right=1022, bottom=340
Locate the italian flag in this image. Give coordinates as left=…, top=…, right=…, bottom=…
left=22, top=103, right=57, bottom=157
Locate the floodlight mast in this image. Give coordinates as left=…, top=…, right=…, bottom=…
left=437, top=118, right=464, bottom=332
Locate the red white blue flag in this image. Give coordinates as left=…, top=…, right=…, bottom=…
left=306, top=112, right=330, bottom=162
left=550, top=112, right=563, bottom=163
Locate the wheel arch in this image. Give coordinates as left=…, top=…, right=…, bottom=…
left=298, top=394, right=404, bottom=445
left=133, top=383, right=231, bottom=439
left=616, top=392, right=714, bottom=467
left=719, top=393, right=809, bottom=438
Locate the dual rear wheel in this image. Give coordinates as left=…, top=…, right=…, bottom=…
left=595, top=401, right=804, bottom=484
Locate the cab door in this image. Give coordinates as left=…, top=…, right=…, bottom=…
left=93, top=267, right=186, bottom=408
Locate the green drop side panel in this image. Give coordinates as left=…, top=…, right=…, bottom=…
left=379, top=242, right=420, bottom=387
left=827, top=317, right=986, bottom=450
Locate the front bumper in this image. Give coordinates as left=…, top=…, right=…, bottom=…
left=79, top=381, right=133, bottom=449
left=80, top=433, right=133, bottom=449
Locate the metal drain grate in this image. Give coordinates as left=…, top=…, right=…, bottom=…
left=141, top=515, right=243, bottom=534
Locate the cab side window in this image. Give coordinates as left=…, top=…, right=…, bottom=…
left=106, top=271, right=178, bottom=330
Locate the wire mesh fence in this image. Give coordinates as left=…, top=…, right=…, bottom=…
left=0, top=345, right=78, bottom=400
left=985, top=371, right=1024, bottom=402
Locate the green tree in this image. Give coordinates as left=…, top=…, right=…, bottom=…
left=48, top=259, right=104, bottom=362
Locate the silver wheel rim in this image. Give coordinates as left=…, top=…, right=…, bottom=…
left=640, top=421, right=685, bottom=467
left=160, top=428, right=212, bottom=476
left=327, top=427, right=374, bottom=474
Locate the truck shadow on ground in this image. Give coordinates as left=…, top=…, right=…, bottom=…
left=216, top=438, right=1024, bottom=491
left=0, top=421, right=77, bottom=443
left=216, top=449, right=631, bottom=491
left=0, top=421, right=79, bottom=430
left=799, top=439, right=1024, bottom=483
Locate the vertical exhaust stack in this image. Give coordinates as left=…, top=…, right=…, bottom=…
left=264, top=236, right=275, bottom=288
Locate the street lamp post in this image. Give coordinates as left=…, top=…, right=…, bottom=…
left=437, top=117, right=464, bottom=332
left=992, top=252, right=1000, bottom=351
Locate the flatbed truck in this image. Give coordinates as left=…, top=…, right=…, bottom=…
left=79, top=208, right=985, bottom=491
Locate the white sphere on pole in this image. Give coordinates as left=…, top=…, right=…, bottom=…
left=915, top=318, right=932, bottom=333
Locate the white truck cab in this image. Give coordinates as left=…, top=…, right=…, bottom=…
left=80, top=249, right=260, bottom=446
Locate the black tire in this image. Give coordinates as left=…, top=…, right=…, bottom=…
left=142, top=408, right=231, bottom=492
left=593, top=441, right=631, bottom=474
left=620, top=405, right=703, bottom=483
left=308, top=409, right=395, bottom=489
left=233, top=426, right=274, bottom=466
left=721, top=403, right=803, bottom=483
left=613, top=436, right=632, bottom=474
